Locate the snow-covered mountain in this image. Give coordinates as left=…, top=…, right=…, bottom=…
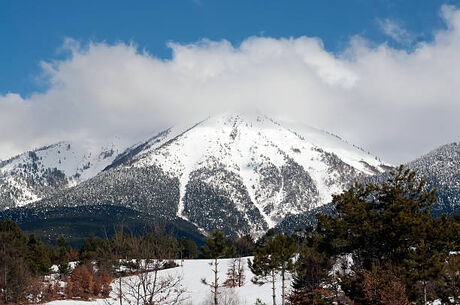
left=0, top=140, right=122, bottom=209
left=407, top=142, right=460, bottom=216
left=29, top=113, right=390, bottom=236
left=125, top=114, right=388, bottom=223
left=277, top=141, right=460, bottom=233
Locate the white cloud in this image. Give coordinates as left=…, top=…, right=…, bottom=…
left=377, top=18, right=414, bottom=45
left=1, top=5, right=460, bottom=164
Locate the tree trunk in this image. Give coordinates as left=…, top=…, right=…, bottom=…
left=142, top=273, right=148, bottom=304
left=2, top=245, right=8, bottom=304
left=423, top=282, right=427, bottom=305
left=119, top=276, right=123, bottom=305
left=281, top=269, right=285, bottom=305
left=4, top=262, right=8, bottom=304
left=237, top=258, right=242, bottom=287
left=149, top=268, right=158, bottom=304
left=272, top=269, right=277, bottom=305
left=214, top=257, right=219, bottom=305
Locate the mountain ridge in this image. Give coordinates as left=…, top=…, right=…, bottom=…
left=406, top=142, right=460, bottom=216
left=15, top=113, right=389, bottom=236
left=2, top=114, right=458, bottom=237
left=0, top=140, right=122, bottom=209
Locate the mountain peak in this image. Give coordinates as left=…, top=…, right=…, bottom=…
left=1, top=114, right=393, bottom=235
left=104, top=113, right=389, bottom=232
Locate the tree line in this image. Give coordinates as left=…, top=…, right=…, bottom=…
left=243, top=166, right=460, bottom=305
left=0, top=217, right=255, bottom=304
left=0, top=166, right=459, bottom=304
left=200, top=166, right=459, bottom=305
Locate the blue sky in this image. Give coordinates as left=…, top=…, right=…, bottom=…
left=1, top=0, right=458, bottom=96
left=1, top=1, right=460, bottom=163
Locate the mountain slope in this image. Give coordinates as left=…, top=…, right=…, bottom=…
left=0, top=141, right=122, bottom=209
left=129, top=113, right=388, bottom=220
left=0, top=205, right=204, bottom=247
left=407, top=142, right=460, bottom=216
left=276, top=142, right=460, bottom=233
left=32, top=113, right=389, bottom=236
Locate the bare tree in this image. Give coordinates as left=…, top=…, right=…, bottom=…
left=124, top=272, right=187, bottom=305
left=117, top=222, right=185, bottom=305
left=200, top=288, right=247, bottom=305
left=223, top=257, right=245, bottom=288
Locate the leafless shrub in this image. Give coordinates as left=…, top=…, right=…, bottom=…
left=200, top=288, right=247, bottom=305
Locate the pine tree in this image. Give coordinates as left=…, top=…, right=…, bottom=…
left=403, top=239, right=444, bottom=304
left=201, top=230, right=227, bottom=305
left=438, top=254, right=460, bottom=304
left=56, top=236, right=70, bottom=277
left=317, top=166, right=438, bottom=268
left=0, top=220, right=32, bottom=303
left=273, top=233, right=297, bottom=305
left=179, top=237, right=199, bottom=259
left=234, top=234, right=255, bottom=257
left=315, top=166, right=460, bottom=304
left=249, top=231, right=297, bottom=305
left=289, top=245, right=332, bottom=305
left=26, top=234, right=51, bottom=276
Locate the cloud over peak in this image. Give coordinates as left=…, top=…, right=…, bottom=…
left=1, top=5, right=460, bottom=163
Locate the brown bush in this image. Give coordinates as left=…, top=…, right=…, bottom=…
left=42, top=281, right=63, bottom=302
left=80, top=265, right=94, bottom=298
left=93, top=276, right=102, bottom=296
left=66, top=264, right=93, bottom=299
left=362, top=265, right=409, bottom=305
left=70, top=265, right=84, bottom=298
left=64, top=264, right=112, bottom=300
left=25, top=276, right=44, bottom=303
left=64, top=275, right=73, bottom=298
left=66, top=248, right=78, bottom=262
left=98, top=269, right=113, bottom=297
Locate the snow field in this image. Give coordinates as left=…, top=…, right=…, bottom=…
left=44, top=257, right=291, bottom=305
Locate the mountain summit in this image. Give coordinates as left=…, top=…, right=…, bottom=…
left=1, top=113, right=391, bottom=235
left=26, top=113, right=388, bottom=235
left=120, top=113, right=388, bottom=222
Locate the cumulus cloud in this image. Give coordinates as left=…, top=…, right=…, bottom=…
left=1, top=6, right=460, bottom=164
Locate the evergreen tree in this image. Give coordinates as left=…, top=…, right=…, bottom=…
left=80, top=232, right=105, bottom=262
left=0, top=220, right=27, bottom=304
left=26, top=234, right=51, bottom=276
left=437, top=254, right=460, bottom=304
left=289, top=245, right=332, bottom=305
left=234, top=234, right=255, bottom=257
left=57, top=236, right=70, bottom=277
left=201, top=230, right=227, bottom=305
left=57, top=236, right=66, bottom=248
left=249, top=240, right=279, bottom=305
left=273, top=233, right=297, bottom=305
left=315, top=166, right=460, bottom=304
left=403, top=239, right=444, bottom=304
left=179, top=237, right=199, bottom=259
left=249, top=231, right=297, bottom=305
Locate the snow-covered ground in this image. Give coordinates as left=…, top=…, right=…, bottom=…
left=44, top=257, right=290, bottom=305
